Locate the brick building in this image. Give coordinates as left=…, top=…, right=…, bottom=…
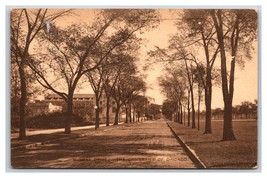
left=28, top=93, right=126, bottom=123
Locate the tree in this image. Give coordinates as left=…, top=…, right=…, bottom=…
left=210, top=9, right=257, bottom=141
left=213, top=107, right=223, bottom=119
left=147, top=104, right=161, bottom=120
left=87, top=38, right=140, bottom=128
left=239, top=101, right=251, bottom=119
left=28, top=9, right=159, bottom=133
left=28, top=22, right=113, bottom=134
left=101, top=42, right=141, bottom=126
left=192, top=64, right=205, bottom=130
left=102, top=67, right=120, bottom=126
left=10, top=8, right=71, bottom=139
left=149, top=35, right=202, bottom=128
left=109, top=53, right=146, bottom=125
left=239, top=101, right=257, bottom=119
left=10, top=64, right=20, bottom=127
left=162, top=100, right=175, bottom=120
left=251, top=99, right=258, bottom=119
left=110, top=55, right=135, bottom=125
left=178, top=9, right=220, bottom=134
left=86, top=53, right=137, bottom=129
left=86, top=67, right=105, bottom=129
left=183, top=55, right=196, bottom=128
left=169, top=49, right=197, bottom=127
left=132, top=95, right=149, bottom=122
left=158, top=66, right=186, bottom=124
left=112, top=73, right=146, bottom=124
left=10, top=60, right=43, bottom=127
left=232, top=105, right=241, bottom=119
left=186, top=87, right=191, bottom=126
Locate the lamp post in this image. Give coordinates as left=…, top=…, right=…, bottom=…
left=159, top=108, right=162, bottom=119
left=94, top=105, right=98, bottom=130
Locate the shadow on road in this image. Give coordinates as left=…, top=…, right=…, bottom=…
left=12, top=120, right=195, bottom=168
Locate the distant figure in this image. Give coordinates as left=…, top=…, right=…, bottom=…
left=45, top=21, right=51, bottom=33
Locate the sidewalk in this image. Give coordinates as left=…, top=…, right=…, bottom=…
left=11, top=124, right=107, bottom=139
left=11, top=122, right=124, bottom=149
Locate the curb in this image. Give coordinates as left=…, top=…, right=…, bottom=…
left=166, top=122, right=207, bottom=168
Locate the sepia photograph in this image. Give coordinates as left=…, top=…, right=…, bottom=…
left=10, top=8, right=258, bottom=169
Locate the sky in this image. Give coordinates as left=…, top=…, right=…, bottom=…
left=135, top=9, right=258, bottom=108
left=34, top=9, right=258, bottom=109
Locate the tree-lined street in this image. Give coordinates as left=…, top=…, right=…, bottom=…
left=10, top=8, right=258, bottom=169
left=11, top=119, right=196, bottom=168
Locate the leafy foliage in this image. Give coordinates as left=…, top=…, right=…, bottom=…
left=26, top=112, right=89, bottom=129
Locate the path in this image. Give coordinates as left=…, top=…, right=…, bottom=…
left=11, top=123, right=123, bottom=139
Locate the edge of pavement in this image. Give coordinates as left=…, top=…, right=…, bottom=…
left=166, top=121, right=207, bottom=169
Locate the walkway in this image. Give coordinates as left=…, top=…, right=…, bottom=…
left=11, top=123, right=123, bottom=139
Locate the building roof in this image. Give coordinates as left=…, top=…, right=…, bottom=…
left=46, top=93, right=95, bottom=99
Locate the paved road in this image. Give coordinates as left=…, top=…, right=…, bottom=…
left=11, top=119, right=196, bottom=168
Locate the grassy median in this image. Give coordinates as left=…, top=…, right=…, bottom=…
left=167, top=119, right=257, bottom=168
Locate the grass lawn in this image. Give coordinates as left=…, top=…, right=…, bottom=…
left=167, top=118, right=258, bottom=168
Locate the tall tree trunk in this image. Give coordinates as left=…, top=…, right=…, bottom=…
left=133, top=105, right=136, bottom=122
left=65, top=93, right=73, bottom=134
left=129, top=104, right=132, bottom=122
left=180, top=103, right=183, bottom=124
left=198, top=92, right=201, bottom=131
left=125, top=104, right=129, bottom=123
left=211, top=10, right=236, bottom=141
left=95, top=100, right=100, bottom=130
left=187, top=89, right=191, bottom=127
left=190, top=86, right=196, bottom=129
left=222, top=56, right=236, bottom=140
left=106, top=97, right=110, bottom=126
left=183, top=106, right=186, bottom=126
left=176, top=105, right=179, bottom=122
left=114, top=103, right=120, bottom=125
left=187, top=110, right=191, bottom=127
left=18, top=67, right=26, bottom=140
left=223, top=101, right=235, bottom=140
left=190, top=68, right=196, bottom=129
left=201, top=27, right=214, bottom=134
left=184, top=59, right=195, bottom=128
left=204, top=70, right=212, bottom=134
left=177, top=102, right=180, bottom=123
left=95, top=106, right=100, bottom=129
